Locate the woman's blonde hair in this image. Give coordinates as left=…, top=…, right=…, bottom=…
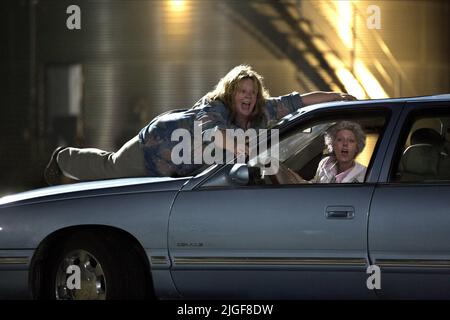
left=207, top=65, right=270, bottom=125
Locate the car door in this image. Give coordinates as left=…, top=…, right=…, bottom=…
left=168, top=105, right=399, bottom=299
left=368, top=102, right=450, bottom=299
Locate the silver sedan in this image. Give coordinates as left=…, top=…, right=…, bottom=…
left=1, top=94, right=449, bottom=299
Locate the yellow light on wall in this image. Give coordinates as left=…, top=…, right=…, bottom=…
left=335, top=0, right=354, bottom=49
left=310, top=1, right=390, bottom=99
left=354, top=60, right=389, bottom=99
left=168, top=0, right=186, bottom=12
left=335, top=68, right=366, bottom=99
left=163, top=0, right=191, bottom=36
left=325, top=52, right=366, bottom=99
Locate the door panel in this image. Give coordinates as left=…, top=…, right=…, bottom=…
left=169, top=185, right=376, bottom=299
left=369, top=184, right=450, bottom=299
left=369, top=103, right=450, bottom=299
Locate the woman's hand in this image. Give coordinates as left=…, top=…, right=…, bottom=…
left=234, top=141, right=249, bottom=160
left=332, top=92, right=357, bottom=101
left=274, top=163, right=308, bottom=184
left=301, top=91, right=357, bottom=106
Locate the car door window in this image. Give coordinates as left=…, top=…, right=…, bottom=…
left=249, top=114, right=387, bottom=185
left=391, top=112, right=450, bottom=182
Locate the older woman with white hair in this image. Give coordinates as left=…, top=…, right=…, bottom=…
left=313, top=120, right=367, bottom=183
left=275, top=120, right=367, bottom=184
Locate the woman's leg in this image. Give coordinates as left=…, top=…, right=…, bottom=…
left=57, top=136, right=148, bottom=180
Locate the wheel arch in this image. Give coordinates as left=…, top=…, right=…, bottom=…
left=29, top=224, right=155, bottom=299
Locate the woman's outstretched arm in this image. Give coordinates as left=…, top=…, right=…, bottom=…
left=301, top=91, right=357, bottom=106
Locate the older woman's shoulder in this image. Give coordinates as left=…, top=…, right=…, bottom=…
left=318, top=155, right=335, bottom=167
left=352, top=162, right=367, bottom=183
left=355, top=161, right=367, bottom=171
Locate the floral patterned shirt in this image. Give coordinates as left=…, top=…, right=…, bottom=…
left=138, top=92, right=303, bottom=177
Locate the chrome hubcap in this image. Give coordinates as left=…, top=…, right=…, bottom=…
left=55, top=249, right=107, bottom=300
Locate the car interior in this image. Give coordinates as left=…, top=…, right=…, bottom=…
left=394, top=116, right=450, bottom=182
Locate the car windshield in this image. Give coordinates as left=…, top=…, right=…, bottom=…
left=247, top=122, right=333, bottom=170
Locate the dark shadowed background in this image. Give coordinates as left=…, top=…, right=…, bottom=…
left=1, top=0, right=449, bottom=196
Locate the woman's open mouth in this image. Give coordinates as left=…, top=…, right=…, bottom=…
left=241, top=102, right=252, bottom=111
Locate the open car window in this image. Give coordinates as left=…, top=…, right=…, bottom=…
left=248, top=114, right=387, bottom=185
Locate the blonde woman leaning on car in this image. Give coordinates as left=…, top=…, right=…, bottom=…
left=44, top=65, right=356, bottom=185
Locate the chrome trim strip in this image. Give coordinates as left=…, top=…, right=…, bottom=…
left=150, top=256, right=168, bottom=265
left=0, top=257, right=29, bottom=265
left=377, top=259, right=450, bottom=268
left=173, top=257, right=366, bottom=266
left=172, top=257, right=450, bottom=268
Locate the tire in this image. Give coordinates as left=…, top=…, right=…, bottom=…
left=40, top=230, right=148, bottom=300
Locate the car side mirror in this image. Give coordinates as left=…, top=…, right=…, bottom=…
left=229, top=164, right=264, bottom=186
left=229, top=163, right=249, bottom=185
left=200, top=163, right=262, bottom=188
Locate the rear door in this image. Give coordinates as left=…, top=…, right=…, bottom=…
left=369, top=102, right=450, bottom=299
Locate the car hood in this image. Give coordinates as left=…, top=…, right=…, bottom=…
left=0, top=176, right=190, bottom=207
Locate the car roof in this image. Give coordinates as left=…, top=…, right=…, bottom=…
left=279, top=93, right=450, bottom=126
left=309, top=93, right=450, bottom=109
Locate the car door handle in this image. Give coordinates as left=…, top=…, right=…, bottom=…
left=325, top=206, right=355, bottom=219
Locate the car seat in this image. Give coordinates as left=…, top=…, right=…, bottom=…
left=400, top=128, right=443, bottom=182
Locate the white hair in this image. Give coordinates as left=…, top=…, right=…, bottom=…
left=324, top=121, right=366, bottom=155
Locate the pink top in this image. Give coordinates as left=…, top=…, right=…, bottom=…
left=334, top=166, right=354, bottom=183
left=314, top=156, right=367, bottom=183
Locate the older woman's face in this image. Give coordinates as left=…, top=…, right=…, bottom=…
left=233, top=78, right=257, bottom=120
left=333, top=129, right=358, bottom=165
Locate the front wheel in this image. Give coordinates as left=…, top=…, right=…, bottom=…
left=39, top=230, right=149, bottom=300
left=54, top=248, right=107, bottom=299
